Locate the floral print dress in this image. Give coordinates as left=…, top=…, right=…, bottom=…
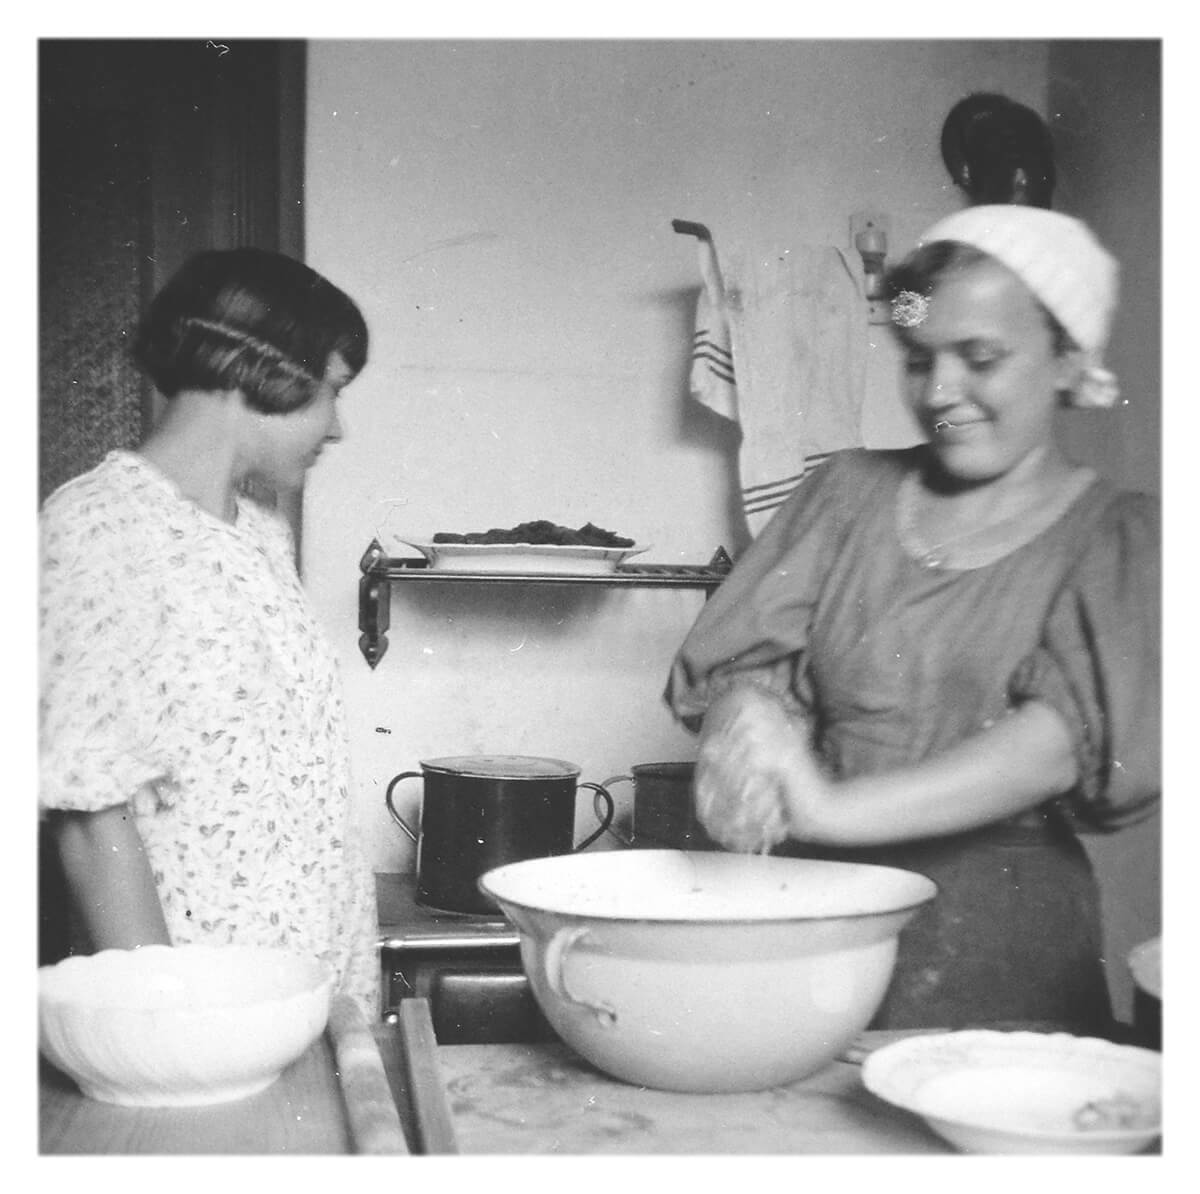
left=39, top=451, right=379, bottom=1017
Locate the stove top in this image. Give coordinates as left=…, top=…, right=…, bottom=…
left=376, top=873, right=520, bottom=951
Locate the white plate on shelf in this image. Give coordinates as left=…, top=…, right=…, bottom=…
left=861, top=1030, right=1161, bottom=1155
left=393, top=539, right=649, bottom=575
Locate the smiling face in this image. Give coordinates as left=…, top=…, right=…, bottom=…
left=899, top=256, right=1080, bottom=486
left=245, top=351, right=355, bottom=490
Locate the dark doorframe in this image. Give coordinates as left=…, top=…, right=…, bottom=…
left=39, top=38, right=306, bottom=513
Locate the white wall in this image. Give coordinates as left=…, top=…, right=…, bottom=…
left=301, top=40, right=1050, bottom=875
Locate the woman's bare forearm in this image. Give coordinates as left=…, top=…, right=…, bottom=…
left=802, top=701, right=1079, bottom=846
left=53, top=801, right=171, bottom=951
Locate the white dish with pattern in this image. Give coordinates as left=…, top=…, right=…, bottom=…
left=862, top=1029, right=1161, bottom=1154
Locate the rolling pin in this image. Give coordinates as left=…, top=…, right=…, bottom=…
left=327, top=994, right=410, bottom=1154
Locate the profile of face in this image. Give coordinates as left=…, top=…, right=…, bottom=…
left=245, top=351, right=354, bottom=490
left=900, top=258, right=1079, bottom=484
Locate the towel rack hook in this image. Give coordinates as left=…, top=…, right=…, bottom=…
left=671, top=218, right=712, bottom=242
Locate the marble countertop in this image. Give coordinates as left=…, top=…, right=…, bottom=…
left=421, top=1034, right=950, bottom=1155
left=46, top=1011, right=1135, bottom=1155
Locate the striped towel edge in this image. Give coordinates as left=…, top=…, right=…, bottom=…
left=741, top=453, right=836, bottom=516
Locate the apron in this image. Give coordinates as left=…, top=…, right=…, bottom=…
left=777, top=816, right=1113, bottom=1033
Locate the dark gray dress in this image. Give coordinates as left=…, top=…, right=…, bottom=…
left=666, top=446, right=1160, bottom=1031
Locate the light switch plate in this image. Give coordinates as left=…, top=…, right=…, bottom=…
left=850, top=210, right=892, bottom=243
left=850, top=211, right=892, bottom=323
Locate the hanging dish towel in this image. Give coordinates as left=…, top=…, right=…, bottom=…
left=688, top=232, right=868, bottom=533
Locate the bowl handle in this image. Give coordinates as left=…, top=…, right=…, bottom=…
left=543, top=927, right=617, bottom=1027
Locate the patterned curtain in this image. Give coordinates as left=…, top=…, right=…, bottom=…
left=39, top=44, right=150, bottom=503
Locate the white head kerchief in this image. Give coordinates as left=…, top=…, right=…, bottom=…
left=915, top=205, right=1121, bottom=407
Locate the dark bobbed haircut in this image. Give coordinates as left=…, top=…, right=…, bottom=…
left=940, top=92, right=1056, bottom=209
left=885, top=240, right=1075, bottom=356
left=133, top=248, right=369, bottom=415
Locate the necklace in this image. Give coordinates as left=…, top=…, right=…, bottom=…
left=895, top=466, right=1096, bottom=571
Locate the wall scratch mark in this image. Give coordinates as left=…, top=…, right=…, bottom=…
left=399, top=232, right=501, bottom=264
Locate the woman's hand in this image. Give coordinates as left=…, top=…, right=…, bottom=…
left=694, top=687, right=1079, bottom=852
left=693, top=684, right=831, bottom=853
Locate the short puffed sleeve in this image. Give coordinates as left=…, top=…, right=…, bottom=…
left=1008, top=490, right=1161, bottom=830
left=664, top=449, right=894, bottom=730
left=39, top=480, right=179, bottom=815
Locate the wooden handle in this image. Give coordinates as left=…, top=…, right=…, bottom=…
left=327, top=994, right=410, bottom=1154
left=397, top=999, right=460, bottom=1154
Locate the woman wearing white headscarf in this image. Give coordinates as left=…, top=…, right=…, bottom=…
left=665, top=207, right=1159, bottom=1031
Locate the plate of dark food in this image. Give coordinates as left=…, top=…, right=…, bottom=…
left=394, top=520, right=649, bottom=574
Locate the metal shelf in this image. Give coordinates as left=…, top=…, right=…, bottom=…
left=357, top=540, right=731, bottom=668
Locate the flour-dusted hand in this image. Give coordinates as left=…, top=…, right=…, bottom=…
left=693, top=684, right=829, bottom=853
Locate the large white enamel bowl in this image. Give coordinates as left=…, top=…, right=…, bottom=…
left=38, top=944, right=335, bottom=1106
left=478, top=850, right=937, bottom=1093
left=862, top=1030, right=1162, bottom=1154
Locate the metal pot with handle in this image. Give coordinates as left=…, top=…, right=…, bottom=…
left=599, top=762, right=716, bottom=851
left=385, top=755, right=616, bottom=914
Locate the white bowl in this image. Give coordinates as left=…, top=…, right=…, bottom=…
left=862, top=1030, right=1162, bottom=1154
left=1129, top=936, right=1162, bottom=1000
left=39, top=944, right=335, bottom=1106
left=478, top=850, right=937, bottom=1093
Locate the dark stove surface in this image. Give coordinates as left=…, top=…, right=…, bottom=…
left=376, top=872, right=520, bottom=951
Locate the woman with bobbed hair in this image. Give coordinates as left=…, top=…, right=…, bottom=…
left=666, top=206, right=1159, bottom=1032
left=39, top=248, right=379, bottom=1016
left=133, top=247, right=369, bottom=414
